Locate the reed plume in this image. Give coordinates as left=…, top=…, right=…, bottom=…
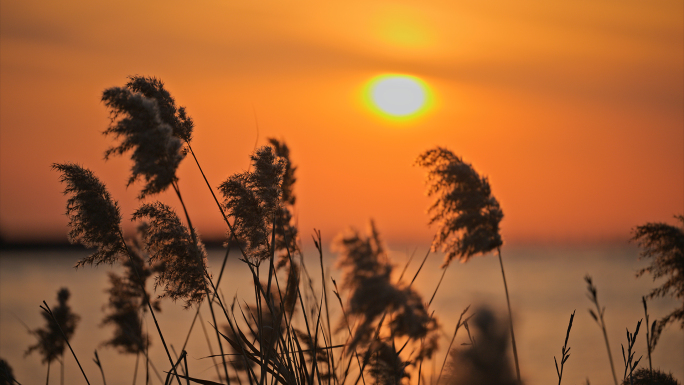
left=415, top=147, right=503, bottom=267
left=268, top=138, right=299, bottom=260
left=333, top=221, right=439, bottom=359
left=620, top=368, right=681, bottom=385
left=219, top=146, right=286, bottom=263
left=101, top=76, right=192, bottom=199
left=631, top=215, right=684, bottom=333
left=52, top=163, right=126, bottom=267
left=132, top=202, right=210, bottom=308
left=416, top=147, right=519, bottom=382
left=101, top=234, right=162, bottom=354
left=0, top=359, right=16, bottom=385
left=442, top=308, right=518, bottom=385
left=26, top=288, right=80, bottom=364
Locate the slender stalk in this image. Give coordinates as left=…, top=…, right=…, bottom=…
left=132, top=352, right=139, bottom=385
left=314, top=229, right=337, bottom=385
left=497, top=247, right=520, bottom=383
left=207, top=295, right=231, bottom=383
left=40, top=302, right=89, bottom=385
left=331, top=279, right=365, bottom=385
left=642, top=297, right=652, bottom=372
left=436, top=306, right=471, bottom=385
left=93, top=350, right=107, bottom=385
left=555, top=310, right=575, bottom=385
left=46, top=360, right=50, bottom=385
left=116, top=229, right=181, bottom=385
left=198, top=311, right=222, bottom=380
left=427, top=267, right=447, bottom=308
left=585, top=275, right=618, bottom=385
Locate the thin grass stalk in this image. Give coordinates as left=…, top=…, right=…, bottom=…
left=436, top=306, right=471, bottom=385
left=417, top=342, right=424, bottom=385
left=211, top=284, right=259, bottom=385
left=60, top=353, right=63, bottom=385
left=46, top=360, right=50, bottom=385
left=331, top=279, right=366, bottom=385
left=427, top=268, right=447, bottom=308
left=193, top=245, right=234, bottom=384
left=164, top=350, right=187, bottom=385
left=146, top=333, right=149, bottom=385
left=170, top=347, right=187, bottom=380
left=171, top=182, right=197, bottom=244
left=181, top=233, right=232, bottom=353
left=93, top=350, right=107, bottom=385
left=116, top=229, right=181, bottom=385
left=139, top=318, right=164, bottom=384
left=133, top=352, right=139, bottom=385
left=207, top=294, right=232, bottom=383
left=352, top=312, right=387, bottom=385
left=169, top=178, right=245, bottom=385
left=40, top=302, right=90, bottom=385
left=185, top=142, right=293, bottom=382
left=269, top=253, right=302, bottom=385
left=397, top=247, right=418, bottom=283
left=497, top=247, right=521, bottom=383
left=291, top=328, right=312, bottom=385
left=642, top=297, right=653, bottom=372
left=186, top=143, right=261, bottom=274
left=183, top=352, right=190, bottom=385
left=409, top=248, right=431, bottom=288
left=314, top=229, right=338, bottom=385
left=295, top=283, right=315, bottom=384
left=555, top=310, right=575, bottom=385
left=311, top=298, right=325, bottom=385
left=257, top=214, right=279, bottom=385
left=586, top=276, right=618, bottom=385
left=197, top=311, right=222, bottom=380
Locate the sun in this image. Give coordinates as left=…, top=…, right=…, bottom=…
left=364, top=74, right=433, bottom=122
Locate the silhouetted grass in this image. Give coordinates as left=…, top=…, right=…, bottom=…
left=22, top=75, right=683, bottom=385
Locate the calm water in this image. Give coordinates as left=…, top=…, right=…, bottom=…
left=1, top=244, right=682, bottom=385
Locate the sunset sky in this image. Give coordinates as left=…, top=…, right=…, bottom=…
left=1, top=0, right=682, bottom=245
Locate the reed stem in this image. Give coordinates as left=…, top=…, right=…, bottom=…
left=497, top=247, right=521, bottom=383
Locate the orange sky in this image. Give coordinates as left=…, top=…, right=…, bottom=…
left=1, top=0, right=682, bottom=245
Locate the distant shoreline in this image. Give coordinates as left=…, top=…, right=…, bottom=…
left=0, top=238, right=229, bottom=251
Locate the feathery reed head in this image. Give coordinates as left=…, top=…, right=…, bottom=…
left=367, top=340, right=409, bottom=385
left=620, top=368, right=681, bottom=385
left=52, top=163, right=126, bottom=267
left=125, top=76, right=194, bottom=142
left=26, top=288, right=80, bottom=364
left=0, top=358, right=16, bottom=385
left=334, top=221, right=439, bottom=353
left=416, top=147, right=503, bottom=266
left=631, top=215, right=684, bottom=330
left=220, top=145, right=286, bottom=262
left=101, top=234, right=161, bottom=354
left=133, top=202, right=210, bottom=308
left=102, top=77, right=190, bottom=198
left=443, top=307, right=518, bottom=385
left=268, top=138, right=299, bottom=259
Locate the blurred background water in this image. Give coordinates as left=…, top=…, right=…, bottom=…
left=1, top=244, right=682, bottom=385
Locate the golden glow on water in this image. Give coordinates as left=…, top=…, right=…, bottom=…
left=363, top=74, right=434, bottom=122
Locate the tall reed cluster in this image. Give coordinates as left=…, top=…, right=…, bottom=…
left=17, top=75, right=682, bottom=385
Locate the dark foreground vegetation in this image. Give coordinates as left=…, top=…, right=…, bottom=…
left=2, top=77, right=682, bottom=385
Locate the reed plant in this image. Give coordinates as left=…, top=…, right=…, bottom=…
left=31, top=75, right=683, bottom=385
